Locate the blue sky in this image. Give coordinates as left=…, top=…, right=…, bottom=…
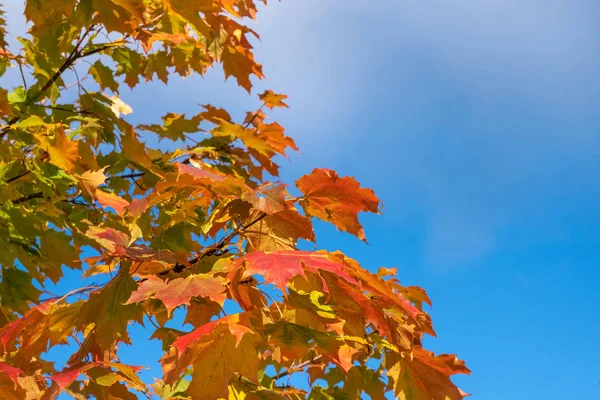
left=4, top=0, right=600, bottom=398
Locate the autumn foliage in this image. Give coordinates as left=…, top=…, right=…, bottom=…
left=0, top=1, right=469, bottom=399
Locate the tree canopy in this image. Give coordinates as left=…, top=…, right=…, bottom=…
left=0, top=1, right=469, bottom=398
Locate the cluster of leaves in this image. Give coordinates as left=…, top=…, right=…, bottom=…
left=0, top=0, right=469, bottom=399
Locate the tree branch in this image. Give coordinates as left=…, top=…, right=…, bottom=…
left=106, top=172, right=145, bottom=181
left=243, top=103, right=266, bottom=129
left=40, top=285, right=101, bottom=304
left=11, top=192, right=44, bottom=204
left=271, top=355, right=324, bottom=380
left=0, top=25, right=96, bottom=139
left=158, top=212, right=268, bottom=276
left=5, top=169, right=31, bottom=184
left=17, top=58, right=28, bottom=90
left=32, top=104, right=93, bottom=115
left=80, top=42, right=121, bottom=58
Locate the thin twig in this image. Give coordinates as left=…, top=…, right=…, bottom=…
left=256, top=286, right=283, bottom=319
left=130, top=171, right=146, bottom=184
left=17, top=58, right=28, bottom=90
left=80, top=40, right=125, bottom=58
left=11, top=192, right=44, bottom=204
left=32, top=104, right=93, bottom=115
left=161, top=212, right=267, bottom=276
left=243, top=103, right=266, bottom=129
left=44, top=285, right=100, bottom=304
left=271, top=355, right=324, bottom=380
left=150, top=213, right=267, bottom=281
left=70, top=334, right=83, bottom=347
left=69, top=65, right=84, bottom=96
left=144, top=310, right=161, bottom=329
left=6, top=169, right=31, bottom=184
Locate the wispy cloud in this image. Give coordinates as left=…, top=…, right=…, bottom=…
left=254, top=0, right=600, bottom=266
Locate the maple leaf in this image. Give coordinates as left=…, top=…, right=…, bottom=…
left=177, top=161, right=226, bottom=182
left=249, top=184, right=289, bottom=214
left=296, top=168, right=381, bottom=242
left=213, top=121, right=274, bottom=158
left=330, top=253, right=421, bottom=321
left=263, top=320, right=336, bottom=360
left=50, top=361, right=145, bottom=392
left=0, top=362, right=22, bottom=387
left=259, top=90, right=289, bottom=109
left=341, top=366, right=388, bottom=400
left=89, top=61, right=119, bottom=93
left=0, top=268, right=41, bottom=315
left=97, top=190, right=130, bottom=216
left=92, top=0, right=144, bottom=34
left=246, top=210, right=315, bottom=252
left=221, top=44, right=264, bottom=92
left=257, top=122, right=299, bottom=156
left=244, top=109, right=267, bottom=127
left=121, top=127, right=161, bottom=176
left=199, top=104, right=232, bottom=124
left=138, top=112, right=202, bottom=142
left=78, top=168, right=108, bottom=197
left=233, top=250, right=358, bottom=293
left=86, top=226, right=129, bottom=254
left=125, top=274, right=226, bottom=315
left=0, top=7, right=7, bottom=51
left=0, top=88, right=10, bottom=117
left=386, top=347, right=470, bottom=400
left=0, top=302, right=50, bottom=354
left=37, top=125, right=79, bottom=173
left=165, top=318, right=259, bottom=399
left=184, top=297, right=223, bottom=327
left=109, top=95, right=133, bottom=117
left=77, top=274, right=143, bottom=350
left=172, top=314, right=253, bottom=354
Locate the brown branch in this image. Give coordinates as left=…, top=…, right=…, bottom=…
left=0, top=25, right=96, bottom=139
left=256, top=286, right=283, bottom=319
left=17, top=58, right=28, bottom=90
left=62, top=199, right=93, bottom=208
left=0, top=116, right=20, bottom=138
left=80, top=43, right=120, bottom=58
left=106, top=172, right=146, bottom=181
left=11, top=192, right=44, bottom=204
left=7, top=169, right=144, bottom=206
left=36, top=26, right=95, bottom=97
left=243, top=103, right=265, bottom=129
left=144, top=310, right=161, bottom=329
left=41, top=285, right=101, bottom=304
left=33, top=104, right=93, bottom=115
left=158, top=212, right=267, bottom=276
left=271, top=355, right=324, bottom=380
left=5, top=169, right=31, bottom=184
left=8, top=192, right=92, bottom=207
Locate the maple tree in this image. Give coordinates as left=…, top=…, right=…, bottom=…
left=0, top=0, right=469, bottom=399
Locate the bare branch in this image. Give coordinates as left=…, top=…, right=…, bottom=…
left=40, top=285, right=101, bottom=304
left=17, top=57, right=28, bottom=90
left=271, top=355, right=324, bottom=380
left=156, top=212, right=268, bottom=277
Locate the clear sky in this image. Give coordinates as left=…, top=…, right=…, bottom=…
left=4, top=1, right=600, bottom=399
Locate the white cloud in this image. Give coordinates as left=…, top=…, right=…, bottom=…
left=253, top=0, right=600, bottom=266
